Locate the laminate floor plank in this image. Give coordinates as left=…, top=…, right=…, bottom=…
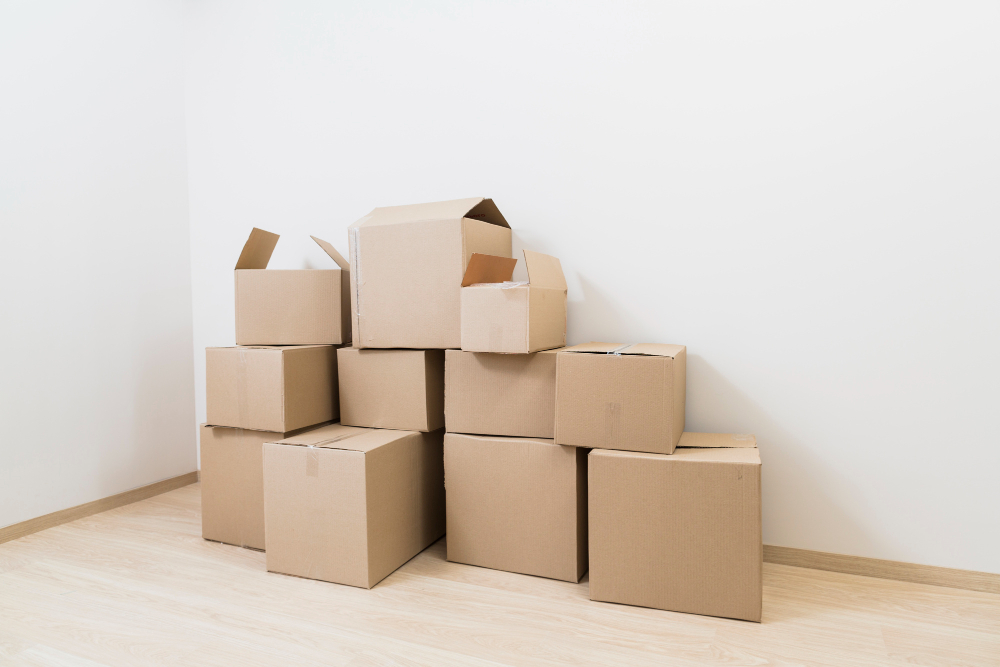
left=0, top=484, right=996, bottom=667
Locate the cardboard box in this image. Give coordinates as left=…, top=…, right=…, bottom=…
left=337, top=348, right=444, bottom=432
left=554, top=342, right=686, bottom=455
left=206, top=345, right=339, bottom=432
left=460, top=250, right=567, bottom=353
left=588, top=433, right=762, bottom=622
left=263, top=423, right=446, bottom=589
left=235, top=228, right=351, bottom=346
left=444, top=348, right=560, bottom=438
left=443, top=433, right=587, bottom=582
left=199, top=422, right=329, bottom=550
left=348, top=197, right=512, bottom=349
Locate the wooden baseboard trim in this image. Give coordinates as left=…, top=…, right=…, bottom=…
left=764, top=544, right=999, bottom=595
left=0, top=471, right=200, bottom=546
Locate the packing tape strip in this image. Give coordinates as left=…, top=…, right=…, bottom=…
left=608, top=343, right=635, bottom=356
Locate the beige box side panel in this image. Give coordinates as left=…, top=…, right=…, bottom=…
left=460, top=287, right=529, bottom=353
left=462, top=217, right=513, bottom=269
left=588, top=452, right=762, bottom=622
left=282, top=346, right=338, bottom=431
left=338, top=268, right=351, bottom=344
left=575, top=446, right=589, bottom=581
left=423, top=350, right=446, bottom=431
left=354, top=219, right=464, bottom=349
left=444, top=350, right=557, bottom=439
left=206, top=348, right=284, bottom=431
left=672, top=347, right=687, bottom=449
left=365, top=430, right=446, bottom=588
left=199, top=426, right=271, bottom=550
left=235, top=270, right=343, bottom=345
left=444, top=434, right=583, bottom=583
left=554, top=354, right=672, bottom=454
left=263, top=444, right=369, bottom=588
left=338, top=349, right=434, bottom=431
left=527, top=287, right=567, bottom=353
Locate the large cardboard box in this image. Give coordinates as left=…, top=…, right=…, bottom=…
left=263, top=423, right=446, bottom=589
left=444, top=348, right=559, bottom=438
left=588, top=433, right=762, bottom=622
left=199, top=422, right=329, bottom=550
left=554, top=342, right=686, bottom=455
left=206, top=345, right=338, bottom=432
left=348, top=197, right=512, bottom=349
left=235, top=228, right=351, bottom=345
left=337, top=348, right=444, bottom=432
left=444, top=433, right=587, bottom=583
left=460, top=250, right=567, bottom=353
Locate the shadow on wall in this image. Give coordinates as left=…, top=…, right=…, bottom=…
left=689, top=354, right=891, bottom=562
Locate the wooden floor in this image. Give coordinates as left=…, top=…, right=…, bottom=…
left=0, top=484, right=997, bottom=667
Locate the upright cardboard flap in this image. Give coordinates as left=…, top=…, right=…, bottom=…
left=523, top=250, right=567, bottom=290
left=350, top=197, right=510, bottom=229
left=461, top=253, right=517, bottom=287
left=310, top=235, right=350, bottom=271
left=236, top=228, right=280, bottom=270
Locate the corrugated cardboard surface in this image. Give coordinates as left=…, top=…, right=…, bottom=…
left=200, top=422, right=329, bottom=551
left=263, top=424, right=446, bottom=589
left=588, top=446, right=762, bottom=622
left=338, top=348, right=444, bottom=432
left=205, top=345, right=339, bottom=432
left=349, top=198, right=511, bottom=349
left=444, top=433, right=587, bottom=582
left=678, top=432, right=757, bottom=448
left=444, top=349, right=559, bottom=438
left=554, top=342, right=686, bottom=454
left=235, top=270, right=348, bottom=345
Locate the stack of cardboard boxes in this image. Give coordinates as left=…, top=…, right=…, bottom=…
left=200, top=197, right=763, bottom=622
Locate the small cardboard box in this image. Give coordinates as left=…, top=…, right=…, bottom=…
left=460, top=250, right=567, bottom=354
left=444, top=348, right=560, bottom=438
left=263, top=423, right=446, bottom=589
left=348, top=197, right=512, bottom=349
left=337, top=348, right=444, bottom=432
left=444, top=433, right=587, bottom=583
left=206, top=345, right=339, bottom=432
left=554, top=342, right=686, bottom=455
left=589, top=433, right=762, bottom=622
left=235, top=228, right=351, bottom=346
left=199, top=422, right=329, bottom=550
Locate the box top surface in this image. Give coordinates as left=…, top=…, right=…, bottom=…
left=234, top=227, right=348, bottom=270
left=350, top=197, right=509, bottom=230
left=446, top=433, right=557, bottom=448
left=678, top=432, right=757, bottom=449
left=268, top=422, right=418, bottom=453
left=591, top=447, right=760, bottom=465
left=208, top=345, right=330, bottom=352
left=561, top=342, right=685, bottom=358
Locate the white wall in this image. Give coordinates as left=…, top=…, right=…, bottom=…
left=0, top=0, right=197, bottom=528
left=182, top=1, right=1000, bottom=574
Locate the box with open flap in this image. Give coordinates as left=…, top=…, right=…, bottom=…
left=235, top=228, right=351, bottom=345
left=588, top=432, right=762, bottom=622
left=459, top=249, right=567, bottom=354
left=263, top=423, right=445, bottom=589
left=554, top=342, right=686, bottom=455
left=348, top=197, right=512, bottom=349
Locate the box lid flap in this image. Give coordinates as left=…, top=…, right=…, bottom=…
left=461, top=253, right=517, bottom=286
left=592, top=447, right=760, bottom=464
left=678, top=432, right=757, bottom=449
left=561, top=342, right=625, bottom=354
left=310, top=235, right=350, bottom=271
left=270, top=423, right=416, bottom=453
left=523, top=250, right=566, bottom=290
left=235, top=228, right=280, bottom=270
left=560, top=342, right=684, bottom=357
left=349, top=197, right=509, bottom=229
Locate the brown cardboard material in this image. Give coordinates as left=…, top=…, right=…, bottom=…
left=588, top=437, right=762, bottom=622
left=337, top=348, right=444, bottom=432
left=444, top=348, right=560, bottom=438
left=263, top=423, right=446, bottom=589
left=460, top=250, right=567, bottom=354
left=443, top=433, right=587, bottom=582
left=205, top=345, right=339, bottom=432
left=348, top=197, right=512, bottom=349
left=554, top=342, right=686, bottom=455
left=235, top=228, right=351, bottom=346
left=199, top=422, right=329, bottom=550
